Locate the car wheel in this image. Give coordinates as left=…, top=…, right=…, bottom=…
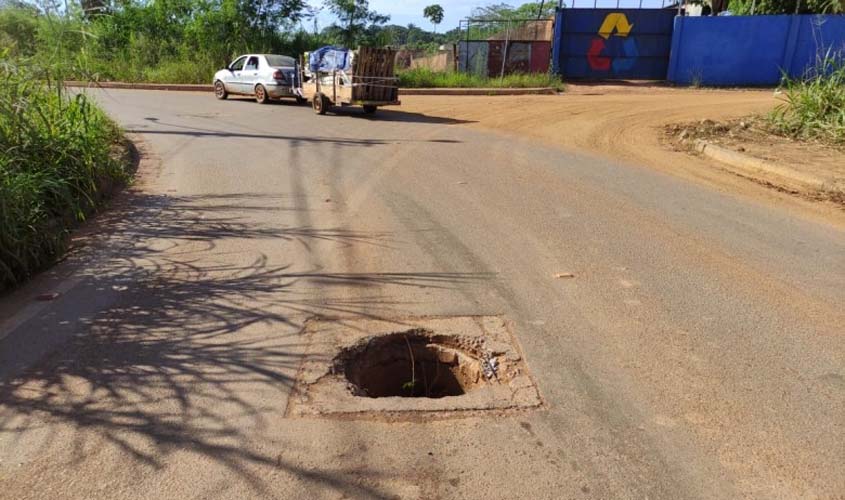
left=363, top=105, right=377, bottom=115
left=214, top=81, right=228, bottom=100
left=255, top=84, right=269, bottom=104
left=313, top=93, right=328, bottom=115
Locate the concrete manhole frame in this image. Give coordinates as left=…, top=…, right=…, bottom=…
left=286, top=316, right=544, bottom=420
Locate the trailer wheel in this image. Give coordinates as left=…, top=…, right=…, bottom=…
left=313, top=93, right=329, bottom=115
left=363, top=105, right=377, bottom=115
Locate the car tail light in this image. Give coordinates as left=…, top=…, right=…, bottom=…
left=273, top=70, right=286, bottom=82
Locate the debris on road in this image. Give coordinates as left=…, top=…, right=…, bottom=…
left=481, top=354, right=499, bottom=380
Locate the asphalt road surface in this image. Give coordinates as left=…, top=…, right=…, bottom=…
left=1, top=90, right=843, bottom=499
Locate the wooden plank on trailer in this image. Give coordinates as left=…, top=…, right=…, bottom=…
left=374, top=48, right=382, bottom=101
left=385, top=51, right=391, bottom=101
left=366, top=48, right=374, bottom=101
left=360, top=47, right=368, bottom=101
left=366, top=47, right=375, bottom=101
left=378, top=49, right=387, bottom=101
left=372, top=49, right=380, bottom=101
left=381, top=49, right=389, bottom=101
left=346, top=47, right=398, bottom=104
left=357, top=46, right=366, bottom=101
left=376, top=48, right=386, bottom=101
left=362, top=47, right=368, bottom=101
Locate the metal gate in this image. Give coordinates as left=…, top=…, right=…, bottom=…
left=552, top=8, right=676, bottom=80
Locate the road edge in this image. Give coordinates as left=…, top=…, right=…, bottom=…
left=693, top=139, right=831, bottom=193
left=0, top=136, right=143, bottom=343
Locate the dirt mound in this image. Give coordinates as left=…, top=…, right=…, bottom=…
left=666, top=117, right=845, bottom=196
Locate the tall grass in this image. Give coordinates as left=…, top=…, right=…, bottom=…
left=398, top=67, right=564, bottom=90
left=0, top=56, right=128, bottom=290
left=769, top=55, right=845, bottom=145
left=140, top=57, right=218, bottom=84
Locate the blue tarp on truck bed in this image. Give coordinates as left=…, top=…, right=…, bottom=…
left=309, top=46, right=352, bottom=73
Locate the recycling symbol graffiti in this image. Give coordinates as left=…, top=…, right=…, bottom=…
left=587, top=13, right=638, bottom=73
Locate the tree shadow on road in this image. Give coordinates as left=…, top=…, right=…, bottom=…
left=0, top=188, right=493, bottom=497
left=127, top=126, right=466, bottom=146
left=129, top=126, right=397, bottom=147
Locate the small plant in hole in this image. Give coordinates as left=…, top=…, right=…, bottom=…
left=401, top=335, right=417, bottom=395
left=401, top=334, right=445, bottom=397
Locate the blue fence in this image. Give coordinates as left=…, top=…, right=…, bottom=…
left=667, top=15, right=845, bottom=86
left=552, top=9, right=677, bottom=79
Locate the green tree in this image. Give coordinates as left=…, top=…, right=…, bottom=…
left=471, top=2, right=556, bottom=20
left=729, top=0, right=843, bottom=12
left=423, top=4, right=443, bottom=33
left=323, top=0, right=389, bottom=48
left=465, top=2, right=556, bottom=40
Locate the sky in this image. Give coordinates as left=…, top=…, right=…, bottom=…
left=311, top=1, right=556, bottom=32
left=366, top=0, right=485, bottom=30
left=311, top=0, right=673, bottom=32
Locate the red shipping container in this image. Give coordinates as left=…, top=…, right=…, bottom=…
left=530, top=41, right=551, bottom=73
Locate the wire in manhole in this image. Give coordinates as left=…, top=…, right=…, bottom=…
left=337, top=330, right=486, bottom=398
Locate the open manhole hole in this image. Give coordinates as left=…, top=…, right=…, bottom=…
left=339, top=330, right=486, bottom=398
left=287, top=316, right=542, bottom=419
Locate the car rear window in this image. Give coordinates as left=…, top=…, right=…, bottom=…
left=265, top=55, right=296, bottom=67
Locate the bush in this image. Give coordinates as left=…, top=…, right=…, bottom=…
left=769, top=55, right=845, bottom=145
left=0, top=57, right=128, bottom=290
left=397, top=67, right=564, bottom=90
left=0, top=4, right=323, bottom=85
left=0, top=4, right=39, bottom=57
left=141, top=58, right=217, bottom=84
left=730, top=0, right=843, bottom=14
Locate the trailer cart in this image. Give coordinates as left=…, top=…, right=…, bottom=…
left=300, top=47, right=400, bottom=116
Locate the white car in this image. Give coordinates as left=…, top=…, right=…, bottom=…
left=213, top=54, right=304, bottom=104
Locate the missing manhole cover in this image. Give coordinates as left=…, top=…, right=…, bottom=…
left=342, top=330, right=484, bottom=398
left=287, top=316, right=542, bottom=419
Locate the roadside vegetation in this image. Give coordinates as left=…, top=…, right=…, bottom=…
left=0, top=56, right=129, bottom=290
left=398, top=67, right=563, bottom=90
left=0, top=0, right=317, bottom=84
left=769, top=55, right=845, bottom=145
left=0, top=0, right=553, bottom=84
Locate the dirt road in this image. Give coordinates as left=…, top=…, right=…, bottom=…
left=401, top=84, right=776, bottom=169
left=0, top=88, right=843, bottom=499
left=401, top=86, right=845, bottom=221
